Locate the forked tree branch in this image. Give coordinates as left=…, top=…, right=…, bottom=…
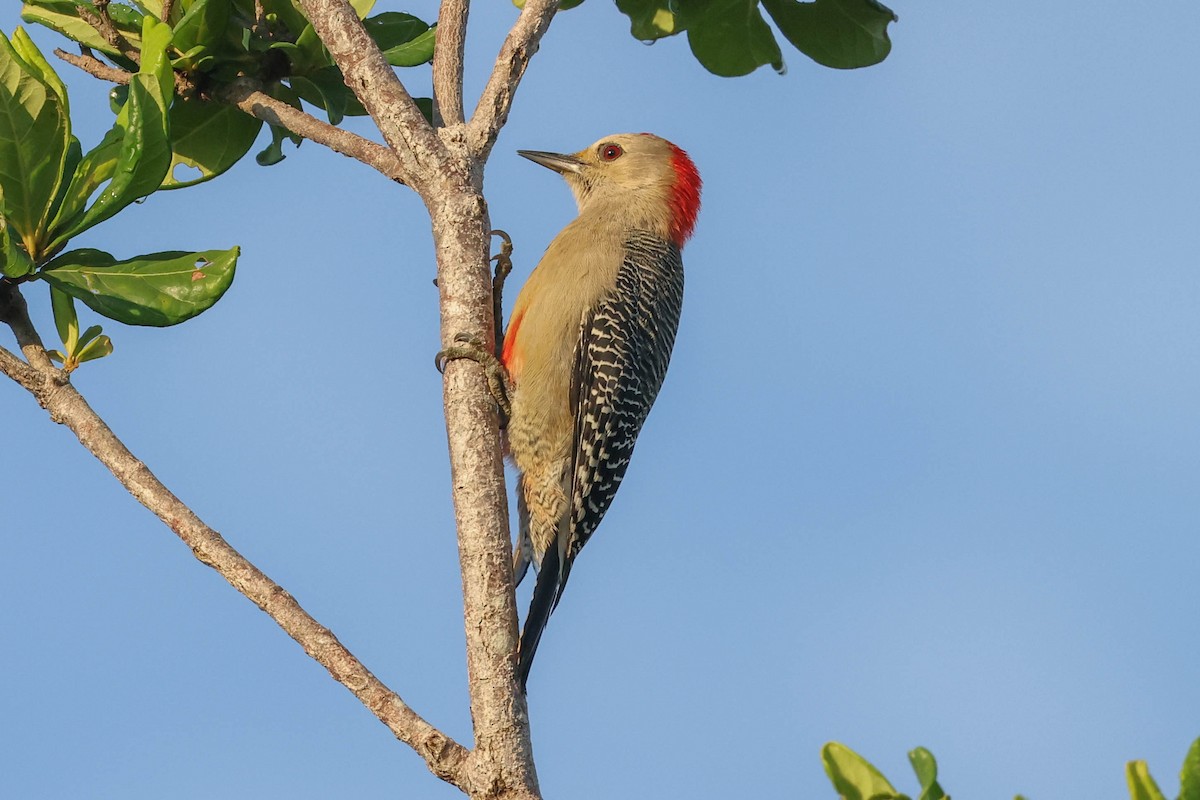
left=468, top=0, right=559, bottom=159
left=53, top=50, right=411, bottom=185
left=295, top=0, right=447, bottom=192
left=300, top=3, right=558, bottom=796
left=433, top=0, right=469, bottom=127
left=0, top=283, right=469, bottom=788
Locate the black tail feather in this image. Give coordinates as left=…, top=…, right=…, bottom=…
left=516, top=544, right=561, bottom=690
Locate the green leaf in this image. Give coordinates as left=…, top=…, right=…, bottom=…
left=52, top=73, right=166, bottom=239
left=256, top=124, right=292, bottom=165
left=45, top=135, right=83, bottom=233
left=129, top=0, right=164, bottom=20
left=1, top=214, right=35, bottom=278
left=41, top=247, right=238, bottom=327
left=172, top=0, right=232, bottom=54
left=139, top=15, right=175, bottom=100
left=162, top=96, right=263, bottom=188
left=171, top=44, right=217, bottom=73
left=349, top=0, right=375, bottom=18
left=47, top=127, right=123, bottom=243
left=76, top=323, right=103, bottom=350
left=908, top=748, right=947, bottom=800
left=74, top=330, right=113, bottom=363
left=822, top=742, right=907, bottom=800
left=47, top=16, right=172, bottom=247
left=413, top=97, right=433, bottom=124
left=382, top=26, right=436, bottom=67
left=109, top=84, right=129, bottom=114
left=258, top=0, right=309, bottom=40
left=1126, top=760, right=1168, bottom=800
left=10, top=27, right=68, bottom=116
left=255, top=83, right=302, bottom=166
left=50, top=284, right=79, bottom=352
left=363, top=12, right=435, bottom=66
left=684, top=0, right=784, bottom=77
left=290, top=73, right=346, bottom=125
left=20, top=1, right=144, bottom=59
left=0, top=29, right=70, bottom=260
left=1181, top=737, right=1200, bottom=800
left=762, top=0, right=895, bottom=69
left=615, top=0, right=680, bottom=41
left=293, top=23, right=333, bottom=73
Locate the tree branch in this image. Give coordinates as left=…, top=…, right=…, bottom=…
left=467, top=0, right=559, bottom=159
left=295, top=0, right=447, bottom=192
left=432, top=0, right=469, bottom=127
left=0, top=282, right=469, bottom=787
left=214, top=78, right=409, bottom=183
left=430, top=193, right=540, bottom=799
left=0, top=341, right=41, bottom=392
left=290, top=4, right=541, bottom=795
left=0, top=281, right=56, bottom=372
left=54, top=48, right=128, bottom=83
left=53, top=50, right=411, bottom=185
left=78, top=2, right=140, bottom=64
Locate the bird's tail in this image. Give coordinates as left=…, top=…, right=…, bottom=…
left=512, top=476, right=534, bottom=586
left=516, top=542, right=561, bottom=690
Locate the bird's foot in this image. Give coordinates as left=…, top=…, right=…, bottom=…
left=436, top=332, right=513, bottom=422
left=491, top=230, right=514, bottom=285
left=490, top=230, right=514, bottom=350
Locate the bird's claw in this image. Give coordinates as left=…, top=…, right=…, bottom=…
left=491, top=229, right=514, bottom=282
left=435, top=333, right=513, bottom=422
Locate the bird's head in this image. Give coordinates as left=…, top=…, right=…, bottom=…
left=518, top=133, right=702, bottom=246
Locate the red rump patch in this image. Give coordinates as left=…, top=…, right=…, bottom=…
left=665, top=142, right=701, bottom=246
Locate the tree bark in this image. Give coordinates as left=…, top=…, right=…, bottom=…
left=428, top=162, right=540, bottom=798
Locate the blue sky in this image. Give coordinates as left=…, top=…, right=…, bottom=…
left=2, top=2, right=1198, bottom=798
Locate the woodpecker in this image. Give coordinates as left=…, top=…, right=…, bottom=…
left=503, top=133, right=702, bottom=687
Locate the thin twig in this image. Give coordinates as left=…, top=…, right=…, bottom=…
left=0, top=282, right=469, bottom=786
left=56, top=48, right=205, bottom=103
left=55, top=48, right=129, bottom=83
left=53, top=51, right=410, bottom=185
left=468, top=0, right=559, bottom=159
left=432, top=0, right=469, bottom=127
left=254, top=0, right=267, bottom=34
left=215, top=79, right=409, bottom=184
left=77, top=3, right=140, bottom=64
left=161, top=0, right=175, bottom=22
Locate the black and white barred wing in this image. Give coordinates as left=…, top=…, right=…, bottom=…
left=558, top=234, right=685, bottom=596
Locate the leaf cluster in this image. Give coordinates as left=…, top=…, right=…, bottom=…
left=0, top=20, right=236, bottom=369
left=517, top=0, right=897, bottom=76
left=822, top=737, right=1200, bottom=800
left=5, top=0, right=436, bottom=368
left=23, top=0, right=435, bottom=169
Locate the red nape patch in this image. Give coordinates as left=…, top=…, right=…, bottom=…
left=666, top=142, right=702, bottom=246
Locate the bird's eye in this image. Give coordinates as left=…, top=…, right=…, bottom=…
left=600, top=143, right=624, bottom=161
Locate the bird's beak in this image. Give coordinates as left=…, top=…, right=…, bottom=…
left=518, top=149, right=584, bottom=175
